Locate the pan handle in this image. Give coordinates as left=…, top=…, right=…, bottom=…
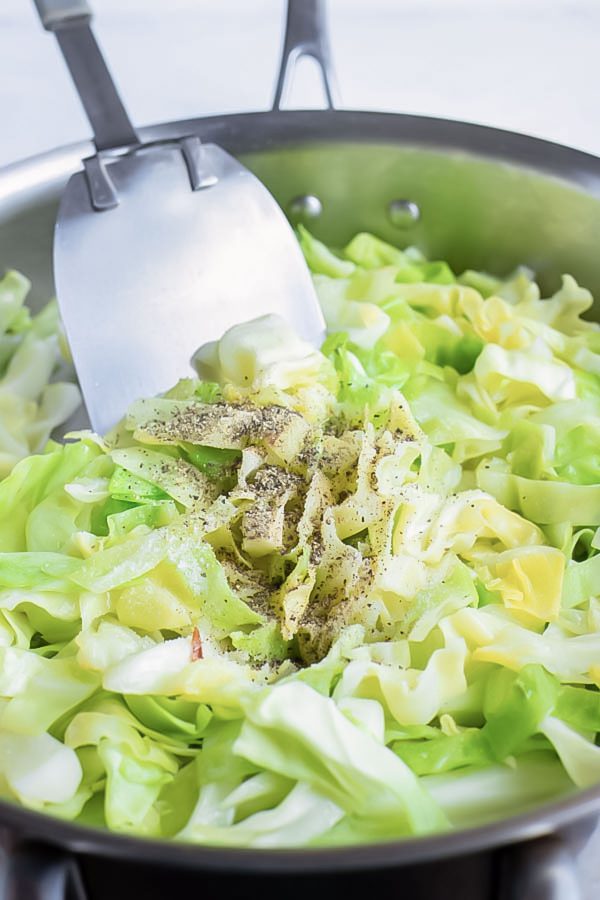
left=32, top=0, right=139, bottom=152
left=3, top=843, right=87, bottom=900
left=272, top=0, right=339, bottom=111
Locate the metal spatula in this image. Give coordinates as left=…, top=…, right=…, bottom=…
left=34, top=0, right=324, bottom=434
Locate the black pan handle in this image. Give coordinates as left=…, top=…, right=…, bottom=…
left=272, top=0, right=338, bottom=111
left=3, top=843, right=87, bottom=900
left=496, top=834, right=583, bottom=900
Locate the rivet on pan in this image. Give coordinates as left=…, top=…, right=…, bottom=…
left=387, top=199, right=420, bottom=228
left=288, top=194, right=323, bottom=224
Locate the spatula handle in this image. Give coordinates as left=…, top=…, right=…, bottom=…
left=33, top=0, right=91, bottom=30
left=32, top=0, right=139, bottom=152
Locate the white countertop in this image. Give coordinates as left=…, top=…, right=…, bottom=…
left=0, top=0, right=598, bottom=166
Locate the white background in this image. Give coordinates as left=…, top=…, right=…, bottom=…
left=0, top=0, right=598, bottom=166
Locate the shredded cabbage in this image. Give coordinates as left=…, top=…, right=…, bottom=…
left=0, top=231, right=598, bottom=845
left=0, top=272, right=80, bottom=477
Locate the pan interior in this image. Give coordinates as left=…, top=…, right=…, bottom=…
left=3, top=140, right=600, bottom=317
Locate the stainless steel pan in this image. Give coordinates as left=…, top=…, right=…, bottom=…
left=0, top=2, right=600, bottom=898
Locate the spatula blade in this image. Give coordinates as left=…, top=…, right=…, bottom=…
left=54, top=143, right=325, bottom=434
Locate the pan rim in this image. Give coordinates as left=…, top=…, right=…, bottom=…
left=0, top=782, right=599, bottom=872
left=2, top=108, right=600, bottom=195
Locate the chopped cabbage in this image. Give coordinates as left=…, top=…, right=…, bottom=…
left=0, top=232, right=597, bottom=846
left=0, top=272, right=80, bottom=477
